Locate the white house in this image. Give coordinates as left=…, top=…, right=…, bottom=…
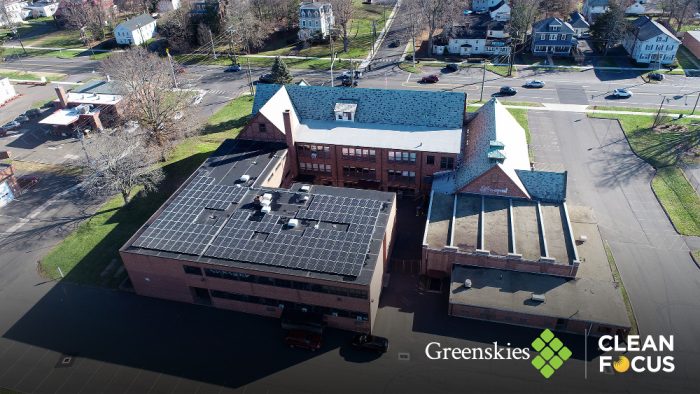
left=471, top=0, right=502, bottom=13
left=488, top=0, right=510, bottom=22
left=157, top=0, right=180, bottom=13
left=622, top=16, right=680, bottom=65
left=114, top=14, right=156, bottom=46
left=0, top=0, right=28, bottom=27
left=582, top=0, right=608, bottom=23
left=25, top=2, right=58, bottom=18
left=298, top=2, right=333, bottom=39
left=434, top=15, right=510, bottom=57
left=0, top=78, right=17, bottom=106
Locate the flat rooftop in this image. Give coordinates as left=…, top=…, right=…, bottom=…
left=123, top=139, right=394, bottom=285
left=450, top=265, right=630, bottom=328
left=425, top=194, right=576, bottom=265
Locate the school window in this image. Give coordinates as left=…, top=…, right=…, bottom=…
left=440, top=157, right=454, bottom=169
left=183, top=265, right=202, bottom=275
left=426, top=155, right=435, bottom=165
left=300, top=162, right=331, bottom=173
left=258, top=123, right=267, bottom=133
left=388, top=151, right=416, bottom=163
left=342, top=147, right=375, bottom=160
left=388, top=170, right=416, bottom=183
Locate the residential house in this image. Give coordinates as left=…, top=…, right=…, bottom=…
left=156, top=0, right=180, bottom=13
left=114, top=14, right=156, bottom=46
left=0, top=152, right=19, bottom=208
left=682, top=30, right=700, bottom=60
left=471, top=0, right=502, bottom=13
left=298, top=2, right=333, bottom=39
left=190, top=0, right=217, bottom=15
left=531, top=17, right=576, bottom=57
left=434, top=14, right=510, bottom=57
left=0, top=78, right=17, bottom=106
left=622, top=16, right=680, bottom=65
left=488, top=0, right=510, bottom=22
left=25, top=2, right=58, bottom=18
left=0, top=0, right=28, bottom=27
left=569, top=11, right=590, bottom=37
left=582, top=0, right=608, bottom=22
left=39, top=80, right=124, bottom=131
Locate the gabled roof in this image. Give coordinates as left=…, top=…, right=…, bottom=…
left=488, top=0, right=506, bottom=12
left=569, top=12, right=590, bottom=29
left=532, top=17, right=575, bottom=35
left=257, top=86, right=299, bottom=135
left=116, top=14, right=155, bottom=31
left=252, top=84, right=465, bottom=129
left=585, top=0, right=608, bottom=7
left=629, top=16, right=680, bottom=43
left=515, top=170, right=567, bottom=203
left=446, top=14, right=508, bottom=40
left=300, top=2, right=329, bottom=9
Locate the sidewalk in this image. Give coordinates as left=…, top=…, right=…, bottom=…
left=468, top=102, right=700, bottom=119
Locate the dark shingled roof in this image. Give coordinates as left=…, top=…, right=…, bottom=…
left=569, top=12, right=590, bottom=29
left=532, top=17, right=575, bottom=35
left=515, top=170, right=567, bottom=203
left=629, top=16, right=680, bottom=43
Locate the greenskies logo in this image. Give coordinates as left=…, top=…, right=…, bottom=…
left=530, top=329, right=572, bottom=379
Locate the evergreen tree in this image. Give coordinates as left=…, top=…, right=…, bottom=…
left=270, top=56, right=293, bottom=84
left=590, top=2, right=628, bottom=55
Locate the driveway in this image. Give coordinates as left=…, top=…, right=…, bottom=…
left=528, top=110, right=700, bottom=389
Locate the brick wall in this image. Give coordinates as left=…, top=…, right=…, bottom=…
left=239, top=113, right=286, bottom=142
left=682, top=33, right=700, bottom=59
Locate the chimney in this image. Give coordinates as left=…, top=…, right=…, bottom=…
left=79, top=112, right=103, bottom=131
left=55, top=87, right=68, bottom=109
left=282, top=109, right=298, bottom=180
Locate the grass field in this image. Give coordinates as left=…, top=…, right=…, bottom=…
left=38, top=95, right=254, bottom=286
left=651, top=167, right=700, bottom=236
left=0, top=68, right=64, bottom=81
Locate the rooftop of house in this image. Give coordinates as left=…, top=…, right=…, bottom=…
left=300, top=2, right=330, bottom=9
left=629, top=16, right=680, bottom=43
left=449, top=264, right=630, bottom=328
left=117, top=13, right=155, bottom=31
left=585, top=0, right=609, bottom=7
left=444, top=14, right=509, bottom=40
left=687, top=30, right=700, bottom=41
left=122, top=138, right=394, bottom=284
left=75, top=80, right=121, bottom=96
left=253, top=84, right=466, bottom=130
left=532, top=17, right=575, bottom=35
left=569, top=12, right=590, bottom=28
left=488, top=0, right=506, bottom=12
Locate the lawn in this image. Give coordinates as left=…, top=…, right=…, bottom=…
left=38, top=95, right=255, bottom=286
left=0, top=68, right=64, bottom=81
left=398, top=61, right=422, bottom=73
left=651, top=167, right=700, bottom=236
left=589, top=105, right=696, bottom=116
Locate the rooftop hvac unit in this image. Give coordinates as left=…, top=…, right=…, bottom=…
left=300, top=185, right=311, bottom=192
left=531, top=293, right=546, bottom=302
left=287, top=218, right=299, bottom=228
left=261, top=199, right=271, bottom=207
left=464, top=279, right=472, bottom=288
left=301, top=194, right=310, bottom=202
left=262, top=193, right=273, bottom=200
left=239, top=174, right=250, bottom=182
left=261, top=205, right=271, bottom=214
left=578, top=234, right=588, bottom=243
left=75, top=104, right=90, bottom=114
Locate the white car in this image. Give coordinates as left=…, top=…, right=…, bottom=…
left=524, top=80, right=545, bottom=88
left=612, top=88, right=632, bottom=98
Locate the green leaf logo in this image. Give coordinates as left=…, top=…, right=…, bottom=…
left=531, top=329, right=572, bottom=379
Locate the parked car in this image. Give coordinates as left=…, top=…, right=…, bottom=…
left=285, top=330, right=322, bottom=351
left=25, top=108, right=42, bottom=117
left=524, top=80, right=545, bottom=88
left=388, top=39, right=400, bottom=48
left=258, top=73, right=275, bottom=84
left=499, top=86, right=517, bottom=96
left=351, top=334, right=389, bottom=353
left=420, top=74, right=439, bottom=83
left=648, top=72, right=664, bottom=81
left=14, top=114, right=29, bottom=123
left=612, top=88, right=632, bottom=98
left=224, top=65, right=241, bottom=72
left=445, top=63, right=459, bottom=72
left=1, top=120, right=21, bottom=132
left=340, top=76, right=358, bottom=87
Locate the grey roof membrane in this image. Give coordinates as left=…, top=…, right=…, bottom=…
left=117, top=14, right=155, bottom=31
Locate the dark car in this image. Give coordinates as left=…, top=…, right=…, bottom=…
left=388, top=39, right=400, bottom=48
left=285, top=330, right=322, bottom=351
left=420, top=74, right=439, bottom=83
left=25, top=108, right=42, bottom=118
left=445, top=63, right=459, bottom=72
left=340, top=76, right=358, bottom=87
left=224, top=65, right=241, bottom=72
left=648, top=72, right=664, bottom=81
left=351, top=334, right=389, bottom=353
left=499, top=86, right=517, bottom=96
left=258, top=73, right=275, bottom=84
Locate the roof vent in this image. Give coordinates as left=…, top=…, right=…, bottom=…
left=261, top=205, right=271, bottom=214
left=301, top=194, right=310, bottom=202
left=578, top=234, right=588, bottom=243
left=531, top=293, right=546, bottom=302
left=300, top=185, right=311, bottom=192
left=240, top=174, right=250, bottom=182
left=464, top=279, right=472, bottom=288
left=287, top=218, right=299, bottom=228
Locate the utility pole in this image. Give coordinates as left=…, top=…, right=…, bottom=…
left=330, top=51, right=338, bottom=87
left=209, top=29, right=218, bottom=60
left=653, top=96, right=666, bottom=127
left=480, top=61, right=486, bottom=102
left=166, top=48, right=179, bottom=89
left=692, top=91, right=700, bottom=115
left=246, top=57, right=254, bottom=95
left=371, top=20, right=377, bottom=57
left=410, top=13, right=416, bottom=67
left=228, top=27, right=237, bottom=64
left=11, top=27, right=27, bottom=56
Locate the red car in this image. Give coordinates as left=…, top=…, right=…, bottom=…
left=420, top=74, right=439, bottom=83
left=284, top=330, right=322, bottom=351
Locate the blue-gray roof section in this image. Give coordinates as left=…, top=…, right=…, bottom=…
left=252, top=84, right=466, bottom=129
left=117, top=14, right=155, bottom=32
left=515, top=170, right=567, bottom=203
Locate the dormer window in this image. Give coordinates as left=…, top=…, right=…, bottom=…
left=334, top=101, right=357, bottom=122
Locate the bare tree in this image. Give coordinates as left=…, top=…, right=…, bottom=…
left=409, top=0, right=456, bottom=56
left=81, top=131, right=164, bottom=205
left=509, top=0, right=540, bottom=43
left=660, top=0, right=699, bottom=31
left=159, top=2, right=197, bottom=52
left=330, top=0, right=354, bottom=53
left=225, top=0, right=271, bottom=53
left=58, top=0, right=112, bottom=42
left=101, top=47, right=198, bottom=160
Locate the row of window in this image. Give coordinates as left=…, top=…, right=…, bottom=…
left=426, top=155, right=454, bottom=169
left=388, top=151, right=417, bottom=163
left=388, top=170, right=416, bottom=183
left=342, top=147, right=376, bottom=159
left=298, top=144, right=330, bottom=153
left=300, top=20, right=321, bottom=28
left=300, top=162, right=331, bottom=173
left=185, top=265, right=369, bottom=299
left=210, top=289, right=369, bottom=321
left=343, top=166, right=376, bottom=178
left=644, top=44, right=676, bottom=51
left=539, top=33, right=569, bottom=41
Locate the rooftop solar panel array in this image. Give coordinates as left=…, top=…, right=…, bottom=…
left=131, top=174, right=248, bottom=255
